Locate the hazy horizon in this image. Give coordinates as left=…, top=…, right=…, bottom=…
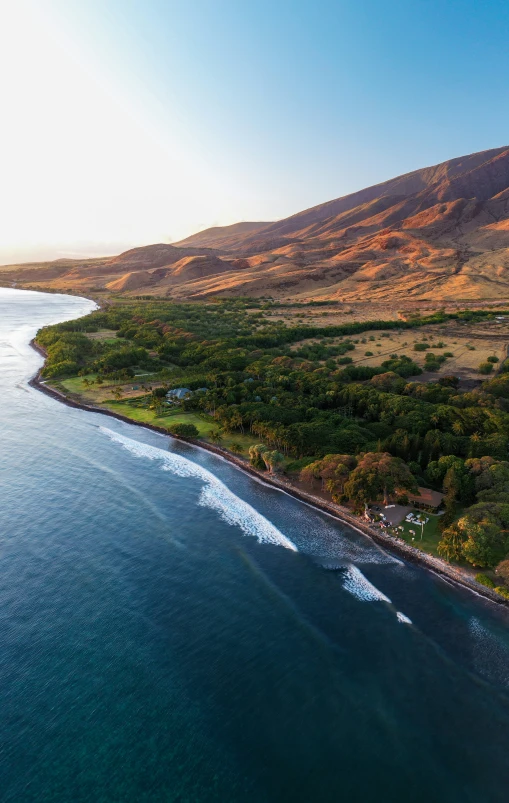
left=2, top=0, right=509, bottom=263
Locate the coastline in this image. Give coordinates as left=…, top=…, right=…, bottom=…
left=28, top=338, right=509, bottom=609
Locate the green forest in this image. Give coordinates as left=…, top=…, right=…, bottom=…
left=36, top=298, right=509, bottom=592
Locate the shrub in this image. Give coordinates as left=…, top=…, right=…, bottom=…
left=438, top=375, right=459, bottom=388
left=414, top=342, right=430, bottom=351
left=475, top=573, right=496, bottom=589
left=479, top=362, right=494, bottom=374
left=152, top=386, right=169, bottom=397
left=487, top=356, right=499, bottom=363
left=167, top=422, right=199, bottom=438
left=495, top=559, right=509, bottom=584
left=495, top=586, right=509, bottom=600
left=43, top=359, right=80, bottom=377
left=364, top=351, right=373, bottom=357
left=338, top=356, right=353, bottom=365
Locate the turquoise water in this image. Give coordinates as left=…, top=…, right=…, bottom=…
left=1, top=288, right=509, bottom=802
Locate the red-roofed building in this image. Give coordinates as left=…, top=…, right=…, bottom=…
left=407, top=487, right=444, bottom=512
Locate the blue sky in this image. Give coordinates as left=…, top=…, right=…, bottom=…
left=1, top=0, right=508, bottom=261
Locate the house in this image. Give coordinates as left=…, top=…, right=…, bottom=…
left=406, top=486, right=444, bottom=512
left=166, top=387, right=192, bottom=402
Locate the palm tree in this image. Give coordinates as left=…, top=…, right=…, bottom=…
left=265, top=450, right=284, bottom=474
left=230, top=442, right=243, bottom=454
left=249, top=444, right=268, bottom=468
left=209, top=429, right=223, bottom=444
left=230, top=411, right=244, bottom=434
left=452, top=420, right=464, bottom=436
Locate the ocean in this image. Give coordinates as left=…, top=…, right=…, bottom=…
left=1, top=287, right=509, bottom=802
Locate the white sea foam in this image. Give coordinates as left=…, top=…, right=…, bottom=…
left=342, top=565, right=391, bottom=603
left=100, top=427, right=298, bottom=551
left=396, top=611, right=412, bottom=624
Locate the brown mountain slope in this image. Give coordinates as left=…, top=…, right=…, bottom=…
left=174, top=221, right=270, bottom=249
left=3, top=146, right=509, bottom=301
left=243, top=146, right=509, bottom=242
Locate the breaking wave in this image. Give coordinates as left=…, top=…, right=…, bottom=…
left=100, top=427, right=298, bottom=551
left=342, top=566, right=413, bottom=624
left=342, top=565, right=391, bottom=603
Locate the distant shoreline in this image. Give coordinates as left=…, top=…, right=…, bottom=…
left=28, top=338, right=509, bottom=609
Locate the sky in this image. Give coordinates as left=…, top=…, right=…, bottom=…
left=1, top=0, right=508, bottom=264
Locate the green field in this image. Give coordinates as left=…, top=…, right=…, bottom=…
left=102, top=404, right=258, bottom=456
left=395, top=513, right=442, bottom=556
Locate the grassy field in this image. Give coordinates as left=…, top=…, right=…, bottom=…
left=50, top=372, right=262, bottom=458
left=393, top=512, right=442, bottom=556
left=288, top=318, right=509, bottom=380
left=101, top=403, right=259, bottom=457
left=58, top=375, right=166, bottom=403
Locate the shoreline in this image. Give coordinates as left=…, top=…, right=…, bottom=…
left=28, top=338, right=509, bottom=609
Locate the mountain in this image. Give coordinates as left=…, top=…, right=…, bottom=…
left=3, top=146, right=509, bottom=302
left=174, top=222, right=270, bottom=249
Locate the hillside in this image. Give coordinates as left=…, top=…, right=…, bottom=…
left=3, top=146, right=509, bottom=302
left=174, top=221, right=270, bottom=249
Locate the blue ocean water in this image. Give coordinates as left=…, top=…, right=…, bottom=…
left=1, top=287, right=509, bottom=802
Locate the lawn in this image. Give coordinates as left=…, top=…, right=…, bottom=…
left=103, top=403, right=210, bottom=431
left=393, top=512, right=442, bottom=556
left=102, top=404, right=259, bottom=457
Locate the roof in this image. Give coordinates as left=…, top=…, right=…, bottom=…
left=407, top=486, right=445, bottom=507
left=166, top=387, right=191, bottom=399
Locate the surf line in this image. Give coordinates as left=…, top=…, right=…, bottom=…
left=342, top=565, right=412, bottom=624
left=100, top=426, right=298, bottom=552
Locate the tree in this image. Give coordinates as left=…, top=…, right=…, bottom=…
left=495, top=559, right=509, bottom=585
left=344, top=452, right=417, bottom=506
left=209, top=429, right=223, bottom=444
left=168, top=423, right=199, bottom=438
left=264, top=450, right=284, bottom=474
left=230, top=442, right=243, bottom=454
left=457, top=516, right=507, bottom=568
left=249, top=444, right=268, bottom=470
left=230, top=410, right=244, bottom=434
left=452, top=420, right=464, bottom=435
left=300, top=454, right=356, bottom=499
left=439, top=508, right=509, bottom=568
left=437, top=524, right=466, bottom=562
